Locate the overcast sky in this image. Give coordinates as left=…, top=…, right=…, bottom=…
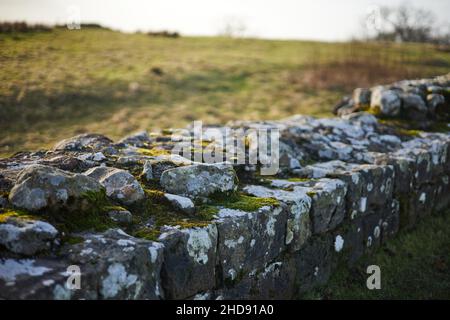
left=1, top=0, right=449, bottom=41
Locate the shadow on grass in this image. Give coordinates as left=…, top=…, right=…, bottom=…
left=0, top=68, right=252, bottom=131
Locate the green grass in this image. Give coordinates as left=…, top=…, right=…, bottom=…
left=1, top=27, right=449, bottom=156
left=303, top=210, right=450, bottom=299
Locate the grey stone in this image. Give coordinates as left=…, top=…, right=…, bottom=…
left=294, top=234, right=335, bottom=294
left=427, top=93, right=445, bottom=113
left=214, top=205, right=287, bottom=287
left=352, top=88, right=371, bottom=108
left=118, top=131, right=151, bottom=147
left=401, top=93, right=428, bottom=115
left=164, top=193, right=195, bottom=215
left=0, top=217, right=58, bottom=255
left=142, top=161, right=153, bottom=180
left=0, top=196, right=7, bottom=208
left=0, top=229, right=164, bottom=299
left=243, top=184, right=311, bottom=251
left=107, top=209, right=132, bottom=224
left=9, top=164, right=103, bottom=212
left=159, top=224, right=217, bottom=299
left=84, top=166, right=145, bottom=205
left=53, top=133, right=112, bottom=152
left=160, top=162, right=237, bottom=199
left=61, top=229, right=164, bottom=299
left=305, top=179, right=347, bottom=234
left=370, top=88, right=401, bottom=116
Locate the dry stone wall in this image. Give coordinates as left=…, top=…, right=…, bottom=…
left=0, top=74, right=450, bottom=299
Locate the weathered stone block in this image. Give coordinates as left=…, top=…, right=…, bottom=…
left=215, top=205, right=287, bottom=287
left=159, top=224, right=217, bottom=299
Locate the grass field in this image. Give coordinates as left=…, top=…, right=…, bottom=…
left=1, top=27, right=450, bottom=156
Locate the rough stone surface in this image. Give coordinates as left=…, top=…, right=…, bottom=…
left=84, top=166, right=145, bottom=205
left=53, top=133, right=113, bottom=152
left=159, top=224, right=217, bottom=299
left=0, top=217, right=58, bottom=255
left=8, top=164, right=103, bottom=212
left=0, top=229, right=164, bottom=299
left=335, top=73, right=450, bottom=124
left=107, top=209, right=132, bottom=224
left=164, top=193, right=195, bottom=215
left=160, top=162, right=237, bottom=199
left=371, top=88, right=401, bottom=116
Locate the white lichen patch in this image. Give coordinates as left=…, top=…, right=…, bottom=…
left=359, top=197, right=367, bottom=212
left=367, top=236, right=373, bottom=247
left=334, top=235, right=344, bottom=252
left=101, top=263, right=138, bottom=299
left=228, top=268, right=237, bottom=281
left=42, top=279, right=55, bottom=287
left=0, top=259, right=52, bottom=282
left=373, top=226, right=381, bottom=238
left=53, top=284, right=73, bottom=300
left=261, top=262, right=282, bottom=278
left=419, top=192, right=427, bottom=204
left=117, top=239, right=136, bottom=247
left=80, top=248, right=94, bottom=256
left=185, top=225, right=216, bottom=265
left=224, top=236, right=245, bottom=249
left=148, top=242, right=164, bottom=264
left=313, top=266, right=319, bottom=277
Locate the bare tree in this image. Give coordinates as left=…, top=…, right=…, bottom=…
left=218, top=17, right=247, bottom=38
left=363, top=4, right=449, bottom=44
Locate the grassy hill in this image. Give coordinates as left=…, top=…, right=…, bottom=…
left=1, top=27, right=450, bottom=157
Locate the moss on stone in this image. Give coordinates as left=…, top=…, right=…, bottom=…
left=0, top=208, right=40, bottom=224
left=288, top=177, right=312, bottom=182
left=133, top=227, right=160, bottom=241
left=368, top=105, right=381, bottom=116
left=64, top=235, right=84, bottom=245
left=130, top=188, right=217, bottom=240
left=306, top=191, right=317, bottom=197
left=136, top=147, right=171, bottom=157
left=196, top=205, right=220, bottom=220
left=208, top=191, right=280, bottom=212
left=42, top=189, right=119, bottom=233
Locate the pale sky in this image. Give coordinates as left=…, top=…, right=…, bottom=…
left=0, top=0, right=449, bottom=41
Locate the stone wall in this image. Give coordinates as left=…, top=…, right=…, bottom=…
left=0, top=74, right=449, bottom=300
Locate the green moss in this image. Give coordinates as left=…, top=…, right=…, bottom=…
left=368, top=105, right=381, bottom=116
left=398, top=129, right=423, bottom=137
left=136, top=147, right=171, bottom=157
left=145, top=189, right=166, bottom=201
left=131, top=188, right=217, bottom=240
left=208, top=191, right=279, bottom=212
left=0, top=208, right=40, bottom=224
left=171, top=220, right=212, bottom=229
left=288, top=177, right=311, bottom=182
left=103, top=205, right=127, bottom=212
left=196, top=205, right=220, bottom=220
left=133, top=227, right=160, bottom=241
left=306, top=191, right=317, bottom=197
left=43, top=189, right=119, bottom=233
left=379, top=118, right=449, bottom=135
left=64, top=235, right=84, bottom=245
left=429, top=121, right=450, bottom=133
